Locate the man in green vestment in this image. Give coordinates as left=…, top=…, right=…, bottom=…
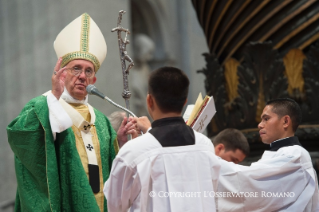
left=7, top=13, right=135, bottom=212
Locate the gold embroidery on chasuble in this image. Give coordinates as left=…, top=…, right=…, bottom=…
left=69, top=103, right=104, bottom=212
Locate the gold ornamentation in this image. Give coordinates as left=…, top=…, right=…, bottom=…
left=299, top=31, right=319, bottom=50
left=255, top=76, right=265, bottom=123
left=61, top=51, right=100, bottom=72
left=213, top=0, right=251, bottom=52
left=113, top=138, right=120, bottom=154
left=283, top=49, right=305, bottom=95
left=210, top=117, right=219, bottom=134
left=224, top=58, right=239, bottom=101
left=222, top=0, right=291, bottom=65
left=217, top=0, right=270, bottom=58
left=81, top=13, right=90, bottom=53
left=205, top=0, right=218, bottom=36
left=60, top=13, right=101, bottom=72
left=208, top=0, right=233, bottom=48
left=274, top=13, right=319, bottom=49
left=259, top=0, right=315, bottom=42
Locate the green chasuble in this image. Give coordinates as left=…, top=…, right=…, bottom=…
left=7, top=95, right=117, bottom=212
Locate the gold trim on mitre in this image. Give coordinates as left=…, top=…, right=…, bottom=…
left=54, top=13, right=107, bottom=72
left=61, top=51, right=101, bottom=71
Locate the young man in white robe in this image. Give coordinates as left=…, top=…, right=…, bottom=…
left=217, top=98, right=319, bottom=211
left=103, top=67, right=221, bottom=212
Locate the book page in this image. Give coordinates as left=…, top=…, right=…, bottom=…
left=187, top=93, right=203, bottom=126
left=190, top=95, right=210, bottom=127
left=183, top=105, right=194, bottom=122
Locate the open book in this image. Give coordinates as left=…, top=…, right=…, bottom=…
left=183, top=93, right=216, bottom=133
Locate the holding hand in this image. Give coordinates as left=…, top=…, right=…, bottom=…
left=51, top=57, right=67, bottom=99
left=133, top=116, right=151, bottom=134
left=117, top=116, right=138, bottom=148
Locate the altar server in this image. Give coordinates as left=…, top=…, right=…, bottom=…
left=104, top=67, right=221, bottom=212
left=217, top=98, right=319, bottom=211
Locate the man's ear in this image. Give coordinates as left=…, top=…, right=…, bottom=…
left=147, top=94, right=153, bottom=109
left=283, top=115, right=290, bottom=129
left=92, top=76, right=97, bottom=84
left=214, top=143, right=225, bottom=155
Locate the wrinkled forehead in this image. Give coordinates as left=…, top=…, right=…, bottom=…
left=66, top=59, right=95, bottom=70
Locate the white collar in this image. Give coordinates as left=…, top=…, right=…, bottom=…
left=61, top=87, right=88, bottom=105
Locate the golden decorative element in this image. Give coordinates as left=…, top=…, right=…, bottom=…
left=81, top=13, right=90, bottom=52
left=299, top=31, right=319, bottom=50
left=224, top=58, right=240, bottom=101
left=70, top=104, right=104, bottom=211
left=61, top=51, right=100, bottom=72
left=208, top=0, right=233, bottom=47
left=217, top=0, right=270, bottom=58
left=211, top=117, right=219, bottom=134
left=222, top=0, right=292, bottom=65
left=213, top=0, right=251, bottom=52
left=200, top=0, right=208, bottom=26
left=113, top=137, right=120, bottom=154
left=259, top=0, right=315, bottom=42
left=255, top=75, right=265, bottom=123
left=283, top=49, right=305, bottom=95
left=204, top=0, right=218, bottom=36
left=60, top=13, right=101, bottom=71
left=274, top=13, right=319, bottom=49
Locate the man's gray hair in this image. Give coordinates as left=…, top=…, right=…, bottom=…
left=108, top=111, right=126, bottom=132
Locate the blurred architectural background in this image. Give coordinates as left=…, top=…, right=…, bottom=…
left=192, top=0, right=319, bottom=170
left=0, top=0, right=209, bottom=209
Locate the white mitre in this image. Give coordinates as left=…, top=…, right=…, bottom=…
left=54, top=13, right=107, bottom=72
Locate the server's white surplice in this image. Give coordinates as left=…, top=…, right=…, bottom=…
left=104, top=131, right=220, bottom=212
left=217, top=145, right=319, bottom=212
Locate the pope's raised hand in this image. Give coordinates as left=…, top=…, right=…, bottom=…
left=51, top=57, right=67, bottom=99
